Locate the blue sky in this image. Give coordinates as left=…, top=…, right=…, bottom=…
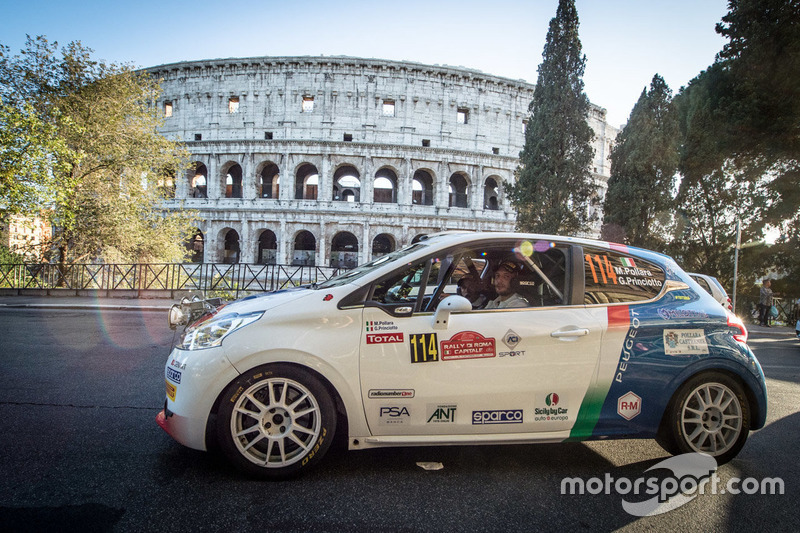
left=0, top=0, right=729, bottom=127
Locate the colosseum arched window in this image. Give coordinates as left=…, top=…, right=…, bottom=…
left=449, top=173, right=470, bottom=208
left=223, top=229, right=241, bottom=264
left=412, top=170, right=434, bottom=206
left=186, top=229, right=204, bottom=263
left=224, top=163, right=243, bottom=199
left=331, top=231, right=359, bottom=268
left=257, top=229, right=277, bottom=264
left=295, top=164, right=319, bottom=200
left=292, top=230, right=316, bottom=266
left=157, top=166, right=176, bottom=199
left=484, top=177, right=501, bottom=210
left=189, top=163, right=208, bottom=198
left=372, top=233, right=395, bottom=259
left=374, top=168, right=398, bottom=203
left=258, top=163, right=280, bottom=199
left=333, top=165, right=361, bottom=202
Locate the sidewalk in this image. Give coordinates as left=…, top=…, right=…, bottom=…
left=0, top=294, right=174, bottom=312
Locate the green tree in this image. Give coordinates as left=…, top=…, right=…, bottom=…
left=510, top=0, right=596, bottom=235
left=602, top=74, right=679, bottom=250
left=0, top=36, right=194, bottom=264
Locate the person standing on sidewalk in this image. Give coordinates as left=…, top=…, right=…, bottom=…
left=759, top=279, right=774, bottom=327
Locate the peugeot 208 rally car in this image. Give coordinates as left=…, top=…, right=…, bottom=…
left=157, top=232, right=767, bottom=478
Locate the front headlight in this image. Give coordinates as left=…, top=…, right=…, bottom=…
left=180, top=311, right=264, bottom=350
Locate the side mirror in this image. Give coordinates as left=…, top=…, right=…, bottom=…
left=431, top=295, right=472, bottom=330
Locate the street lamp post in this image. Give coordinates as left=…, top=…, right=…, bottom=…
left=733, top=219, right=741, bottom=314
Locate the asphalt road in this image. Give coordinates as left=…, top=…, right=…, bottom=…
left=0, top=307, right=796, bottom=532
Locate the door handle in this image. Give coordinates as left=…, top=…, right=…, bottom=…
left=550, top=328, right=590, bottom=338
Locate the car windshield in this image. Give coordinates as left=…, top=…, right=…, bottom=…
left=314, top=242, right=428, bottom=289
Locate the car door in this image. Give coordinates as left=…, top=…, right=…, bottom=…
left=358, top=238, right=606, bottom=437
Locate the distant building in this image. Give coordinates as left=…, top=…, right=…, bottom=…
left=0, top=213, right=52, bottom=261
left=148, top=56, right=618, bottom=266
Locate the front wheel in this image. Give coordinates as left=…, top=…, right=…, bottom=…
left=216, top=364, right=336, bottom=478
left=658, top=372, right=750, bottom=465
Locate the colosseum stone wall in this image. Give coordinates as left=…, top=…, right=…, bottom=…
left=149, top=56, right=618, bottom=267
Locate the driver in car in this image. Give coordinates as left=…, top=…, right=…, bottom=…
left=484, top=260, right=529, bottom=309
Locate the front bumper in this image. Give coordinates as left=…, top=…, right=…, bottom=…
left=157, top=346, right=240, bottom=451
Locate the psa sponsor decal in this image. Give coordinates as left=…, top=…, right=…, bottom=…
left=410, top=333, right=438, bottom=363
left=366, top=332, right=404, bottom=344
left=534, top=393, right=569, bottom=421
left=663, top=329, right=709, bottom=355
left=166, top=367, right=182, bottom=384
left=427, top=404, right=457, bottom=424
left=441, top=331, right=496, bottom=361
left=367, top=320, right=398, bottom=332
left=617, top=391, right=642, bottom=420
left=379, top=406, right=410, bottom=425
left=472, top=409, right=523, bottom=425
left=368, top=389, right=415, bottom=399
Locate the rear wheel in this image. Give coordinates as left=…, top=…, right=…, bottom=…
left=216, top=364, right=336, bottom=478
left=658, top=372, right=750, bottom=465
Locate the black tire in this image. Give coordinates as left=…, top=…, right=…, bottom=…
left=216, top=364, right=336, bottom=479
left=657, top=372, right=750, bottom=465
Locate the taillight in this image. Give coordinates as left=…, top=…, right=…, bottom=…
left=727, top=311, right=748, bottom=343
left=726, top=297, right=733, bottom=311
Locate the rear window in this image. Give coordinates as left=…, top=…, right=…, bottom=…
left=583, top=247, right=665, bottom=304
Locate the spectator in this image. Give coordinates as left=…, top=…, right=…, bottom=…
left=759, top=279, right=774, bottom=327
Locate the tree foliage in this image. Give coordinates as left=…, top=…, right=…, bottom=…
left=602, top=74, right=679, bottom=250
left=510, top=0, right=596, bottom=235
left=668, top=0, right=800, bottom=297
left=0, top=36, right=194, bottom=264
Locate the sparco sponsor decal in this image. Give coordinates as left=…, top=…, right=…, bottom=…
left=368, top=389, right=415, bottom=399
left=472, top=409, right=523, bottom=425
left=441, top=331, right=496, bottom=360
left=366, top=332, right=404, bottom=344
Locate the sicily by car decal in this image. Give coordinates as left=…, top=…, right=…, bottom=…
left=567, top=304, right=631, bottom=440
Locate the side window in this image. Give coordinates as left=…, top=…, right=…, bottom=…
left=369, top=258, right=441, bottom=309
left=583, top=247, right=665, bottom=304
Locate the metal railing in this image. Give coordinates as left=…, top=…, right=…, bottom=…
left=0, top=263, right=346, bottom=298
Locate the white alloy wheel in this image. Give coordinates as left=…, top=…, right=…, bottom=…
left=679, top=382, right=743, bottom=456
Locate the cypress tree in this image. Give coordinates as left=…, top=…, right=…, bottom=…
left=602, top=74, right=679, bottom=250
left=510, top=0, right=596, bottom=235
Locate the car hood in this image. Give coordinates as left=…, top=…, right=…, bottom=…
left=220, top=287, right=317, bottom=315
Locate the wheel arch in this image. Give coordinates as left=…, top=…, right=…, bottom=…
left=205, top=356, right=361, bottom=451
left=657, top=360, right=767, bottom=434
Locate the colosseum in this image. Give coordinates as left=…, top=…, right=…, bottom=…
left=149, top=56, right=619, bottom=267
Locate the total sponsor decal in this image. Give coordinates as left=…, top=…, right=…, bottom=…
left=534, top=392, right=569, bottom=422
left=368, top=389, right=415, bottom=399
left=366, top=332, right=404, bottom=344
left=427, top=404, right=457, bottom=424
left=169, top=358, right=186, bottom=370
left=379, top=406, right=410, bottom=425
left=617, top=391, right=642, bottom=420
left=663, top=329, right=709, bottom=355
left=441, top=331, right=496, bottom=361
left=367, top=320, right=398, bottom=332
left=472, top=409, right=523, bottom=425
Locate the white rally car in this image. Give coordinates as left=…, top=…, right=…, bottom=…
left=157, top=232, right=767, bottom=478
